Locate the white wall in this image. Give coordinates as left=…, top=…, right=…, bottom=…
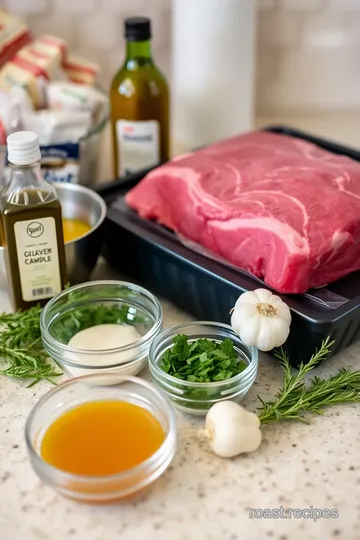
left=3, top=0, right=360, bottom=112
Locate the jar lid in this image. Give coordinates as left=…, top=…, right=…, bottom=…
left=7, top=131, right=41, bottom=166
left=125, top=17, right=151, bottom=41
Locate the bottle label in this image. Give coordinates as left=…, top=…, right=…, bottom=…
left=116, top=119, right=160, bottom=177
left=14, top=217, right=62, bottom=302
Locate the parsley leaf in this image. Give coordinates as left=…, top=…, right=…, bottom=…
left=159, top=334, right=246, bottom=383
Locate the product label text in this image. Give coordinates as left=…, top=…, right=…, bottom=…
left=24, top=247, right=52, bottom=265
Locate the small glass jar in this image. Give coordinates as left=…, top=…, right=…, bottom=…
left=149, top=321, right=258, bottom=416
left=25, top=374, right=177, bottom=503
left=40, top=280, right=162, bottom=377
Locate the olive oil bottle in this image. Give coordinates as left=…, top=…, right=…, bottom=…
left=0, top=131, right=67, bottom=310
left=110, top=17, right=170, bottom=178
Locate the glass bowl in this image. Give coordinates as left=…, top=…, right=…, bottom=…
left=25, top=374, right=177, bottom=503
left=40, top=280, right=162, bottom=378
left=149, top=321, right=258, bottom=416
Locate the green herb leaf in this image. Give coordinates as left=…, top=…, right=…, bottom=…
left=0, top=304, right=61, bottom=386
left=258, top=337, right=360, bottom=425
left=50, top=303, right=144, bottom=344
left=222, top=338, right=237, bottom=358
left=159, top=334, right=247, bottom=385
left=0, top=296, right=146, bottom=386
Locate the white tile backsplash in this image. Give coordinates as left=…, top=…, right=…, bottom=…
left=328, top=0, right=360, bottom=10
left=53, top=0, right=96, bottom=14
left=265, top=47, right=360, bottom=109
left=303, top=12, right=353, bottom=47
left=258, top=0, right=276, bottom=11
left=281, top=0, right=323, bottom=11
left=2, top=0, right=360, bottom=112
left=80, top=13, right=120, bottom=49
left=258, top=0, right=360, bottom=111
left=101, top=0, right=146, bottom=12
left=3, top=0, right=48, bottom=14
left=258, top=11, right=302, bottom=47
left=26, top=13, right=77, bottom=44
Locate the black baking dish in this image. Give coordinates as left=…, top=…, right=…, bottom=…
left=97, top=126, right=360, bottom=367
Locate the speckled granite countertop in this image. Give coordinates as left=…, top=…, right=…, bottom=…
left=1, top=260, right=360, bottom=540
left=3, top=111, right=360, bottom=540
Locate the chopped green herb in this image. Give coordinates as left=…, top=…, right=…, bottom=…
left=160, top=334, right=247, bottom=383
left=49, top=303, right=145, bottom=344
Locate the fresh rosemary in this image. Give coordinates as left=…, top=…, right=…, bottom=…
left=0, top=295, right=145, bottom=386
left=0, top=305, right=61, bottom=387
left=258, top=337, right=360, bottom=424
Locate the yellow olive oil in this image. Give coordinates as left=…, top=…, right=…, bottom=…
left=62, top=218, right=91, bottom=243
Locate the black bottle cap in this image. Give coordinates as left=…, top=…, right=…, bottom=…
left=125, top=17, right=151, bottom=41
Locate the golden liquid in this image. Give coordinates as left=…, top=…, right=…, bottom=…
left=40, top=400, right=165, bottom=476
left=62, top=218, right=91, bottom=243
left=0, top=218, right=90, bottom=246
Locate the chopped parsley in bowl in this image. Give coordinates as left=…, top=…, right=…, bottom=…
left=160, top=334, right=247, bottom=383
left=149, top=322, right=258, bottom=416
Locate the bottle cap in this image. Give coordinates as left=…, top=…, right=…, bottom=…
left=7, top=131, right=41, bottom=166
left=125, top=17, right=151, bottom=41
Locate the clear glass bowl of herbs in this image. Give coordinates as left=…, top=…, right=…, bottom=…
left=148, top=321, right=258, bottom=416
left=40, top=280, right=162, bottom=378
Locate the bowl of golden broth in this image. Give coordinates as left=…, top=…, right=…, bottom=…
left=25, top=375, right=176, bottom=503
left=0, top=183, right=107, bottom=288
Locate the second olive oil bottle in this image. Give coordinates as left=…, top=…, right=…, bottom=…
left=110, top=17, right=170, bottom=179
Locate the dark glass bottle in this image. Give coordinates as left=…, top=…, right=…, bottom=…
left=110, top=17, right=170, bottom=178
left=0, top=131, right=67, bottom=310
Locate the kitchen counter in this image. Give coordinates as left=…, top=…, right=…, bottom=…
left=1, top=260, right=360, bottom=540
left=2, top=111, right=360, bottom=540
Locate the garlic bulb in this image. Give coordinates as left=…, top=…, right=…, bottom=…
left=231, top=288, right=291, bottom=352
left=199, top=401, right=262, bottom=458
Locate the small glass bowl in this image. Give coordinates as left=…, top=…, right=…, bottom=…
left=149, top=321, right=258, bottom=416
left=40, top=280, right=162, bottom=378
left=25, top=375, right=177, bottom=503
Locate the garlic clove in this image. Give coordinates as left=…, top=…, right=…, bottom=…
left=268, top=318, right=291, bottom=348
left=233, top=290, right=259, bottom=306
left=253, top=317, right=289, bottom=351
left=236, top=319, right=260, bottom=348
left=253, top=288, right=273, bottom=303
left=230, top=302, right=258, bottom=329
left=254, top=321, right=277, bottom=352
left=200, top=401, right=263, bottom=458
left=273, top=298, right=291, bottom=325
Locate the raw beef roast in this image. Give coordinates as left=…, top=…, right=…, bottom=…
left=125, top=131, right=360, bottom=293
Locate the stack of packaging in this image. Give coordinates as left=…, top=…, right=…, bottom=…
left=0, top=10, right=32, bottom=69
left=0, top=9, right=108, bottom=185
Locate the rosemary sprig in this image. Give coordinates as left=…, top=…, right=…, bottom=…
left=0, top=305, right=62, bottom=387
left=258, top=337, right=360, bottom=425
left=0, top=294, right=146, bottom=386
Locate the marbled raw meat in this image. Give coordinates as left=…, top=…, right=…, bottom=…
left=125, top=131, right=360, bottom=293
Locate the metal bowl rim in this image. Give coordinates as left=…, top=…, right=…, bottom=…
left=0, top=183, right=107, bottom=250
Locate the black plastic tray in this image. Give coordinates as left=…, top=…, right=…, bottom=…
left=97, top=126, right=360, bottom=366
